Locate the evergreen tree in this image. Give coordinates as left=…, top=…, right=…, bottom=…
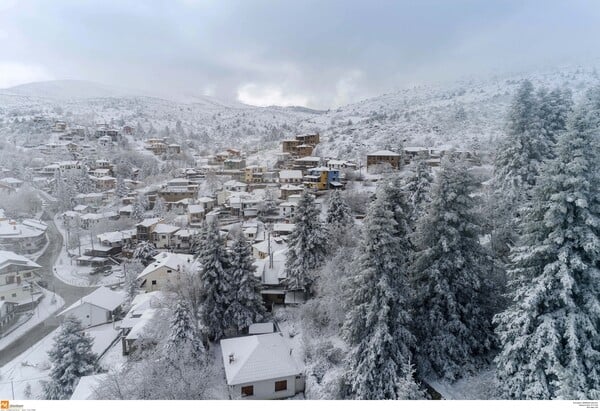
left=115, top=176, right=129, bottom=198
left=133, top=241, right=157, bottom=264
left=131, top=194, right=148, bottom=221
left=75, top=168, right=94, bottom=194
left=198, top=220, right=230, bottom=341
left=152, top=197, right=167, bottom=218
left=403, top=157, right=433, bottom=227
left=284, top=191, right=328, bottom=294
left=494, top=94, right=600, bottom=400
left=167, top=299, right=204, bottom=359
left=342, top=189, right=421, bottom=400
left=536, top=87, right=572, bottom=158
left=326, top=190, right=353, bottom=227
left=411, top=158, right=495, bottom=380
left=224, top=230, right=266, bottom=334
left=44, top=316, right=98, bottom=400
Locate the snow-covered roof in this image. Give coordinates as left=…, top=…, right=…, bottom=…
left=0, top=220, right=46, bottom=239
left=295, top=156, right=321, bottom=162
left=254, top=249, right=287, bottom=285
left=404, top=146, right=429, bottom=152
left=368, top=150, right=400, bottom=156
left=280, top=184, right=303, bottom=190
left=198, top=196, right=215, bottom=203
left=220, top=332, right=302, bottom=385
left=59, top=286, right=124, bottom=316
left=125, top=308, right=157, bottom=340
left=136, top=217, right=162, bottom=228
left=224, top=180, right=248, bottom=188
left=279, top=170, right=302, bottom=179
left=137, top=252, right=196, bottom=280
left=70, top=374, right=107, bottom=400
left=188, top=204, right=205, bottom=214
left=0, top=251, right=41, bottom=273
left=0, top=177, right=23, bottom=185
left=153, top=223, right=180, bottom=234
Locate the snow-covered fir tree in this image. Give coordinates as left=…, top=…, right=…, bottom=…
left=152, top=197, right=167, bottom=218
left=494, top=91, right=600, bottom=400
left=167, top=299, right=204, bottom=359
left=342, top=188, right=421, bottom=400
left=74, top=168, right=94, bottom=194
left=44, top=316, right=98, bottom=400
left=536, top=87, right=572, bottom=157
left=224, top=230, right=266, bottom=334
left=411, top=158, right=495, bottom=381
left=133, top=241, right=157, bottom=264
left=284, top=190, right=328, bottom=294
left=403, top=157, right=433, bottom=226
left=326, top=190, right=353, bottom=228
left=115, top=175, right=129, bottom=198
left=131, top=194, right=149, bottom=221
left=198, top=220, right=230, bottom=341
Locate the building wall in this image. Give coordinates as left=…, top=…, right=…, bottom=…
left=229, top=375, right=303, bottom=400
left=62, top=303, right=111, bottom=328
left=139, top=267, right=178, bottom=292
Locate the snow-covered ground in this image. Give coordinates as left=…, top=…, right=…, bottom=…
left=0, top=322, right=121, bottom=400
left=426, top=367, right=499, bottom=400
left=0, top=288, right=65, bottom=351
left=52, top=215, right=125, bottom=287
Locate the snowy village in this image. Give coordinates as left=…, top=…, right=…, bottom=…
left=0, top=1, right=599, bottom=407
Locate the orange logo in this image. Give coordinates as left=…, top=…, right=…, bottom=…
left=0, top=400, right=8, bottom=410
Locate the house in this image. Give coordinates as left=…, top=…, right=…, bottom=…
left=119, top=291, right=165, bottom=355
left=158, top=178, right=199, bottom=203
left=220, top=332, right=304, bottom=400
left=224, top=180, right=248, bottom=192
left=0, top=219, right=47, bottom=253
left=279, top=202, right=297, bottom=219
left=295, top=133, right=320, bottom=146
left=403, top=147, right=430, bottom=163
left=293, top=156, right=321, bottom=170
left=0, top=177, right=24, bottom=190
left=303, top=167, right=340, bottom=191
left=137, top=252, right=196, bottom=292
left=279, top=170, right=303, bottom=184
left=198, top=196, right=216, bottom=211
left=272, top=223, right=295, bottom=237
left=136, top=218, right=163, bottom=242
left=167, top=144, right=181, bottom=154
left=254, top=248, right=288, bottom=305
left=224, top=158, right=247, bottom=170
left=244, top=165, right=267, bottom=184
left=280, top=184, right=304, bottom=200
left=58, top=286, right=124, bottom=328
left=252, top=238, right=287, bottom=260
left=188, top=204, right=205, bottom=224
left=366, top=150, right=401, bottom=171
left=0, top=251, right=42, bottom=306
left=151, top=223, right=180, bottom=249
left=326, top=159, right=358, bottom=171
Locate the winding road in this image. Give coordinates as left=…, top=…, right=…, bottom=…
left=0, top=210, right=94, bottom=366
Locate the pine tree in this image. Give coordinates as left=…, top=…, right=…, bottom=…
left=494, top=93, right=600, bottom=400
left=411, top=158, right=495, bottom=381
left=131, top=194, right=148, bottom=221
left=326, top=190, right=353, bottom=227
left=115, top=176, right=129, bottom=198
left=403, top=157, right=433, bottom=227
left=342, top=188, right=421, bottom=400
left=224, top=230, right=266, bottom=334
left=198, top=220, right=230, bottom=341
left=133, top=241, right=157, bottom=264
left=536, top=87, right=572, bottom=158
left=284, top=191, right=328, bottom=294
left=167, top=299, right=204, bottom=359
left=152, top=197, right=167, bottom=218
left=44, top=316, right=98, bottom=400
left=75, top=168, right=94, bottom=194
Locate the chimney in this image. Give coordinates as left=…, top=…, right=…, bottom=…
left=229, top=353, right=235, bottom=364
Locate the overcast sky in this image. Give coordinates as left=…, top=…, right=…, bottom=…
left=1, top=0, right=600, bottom=108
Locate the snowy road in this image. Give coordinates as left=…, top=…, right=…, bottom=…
left=0, top=210, right=94, bottom=367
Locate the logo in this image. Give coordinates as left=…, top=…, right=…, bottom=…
left=0, top=400, right=8, bottom=410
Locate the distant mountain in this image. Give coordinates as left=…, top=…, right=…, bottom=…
left=0, top=80, right=147, bottom=100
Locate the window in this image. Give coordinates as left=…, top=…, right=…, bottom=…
left=151, top=280, right=157, bottom=285
left=241, top=385, right=253, bottom=397
left=11, top=293, right=17, bottom=298
left=274, top=380, right=287, bottom=392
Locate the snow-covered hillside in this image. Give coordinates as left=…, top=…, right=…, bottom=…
left=1, top=66, right=598, bottom=158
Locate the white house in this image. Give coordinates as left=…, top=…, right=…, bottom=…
left=220, top=332, right=305, bottom=400
left=279, top=170, right=303, bottom=184
left=137, top=252, right=197, bottom=292
left=58, top=286, right=124, bottom=328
